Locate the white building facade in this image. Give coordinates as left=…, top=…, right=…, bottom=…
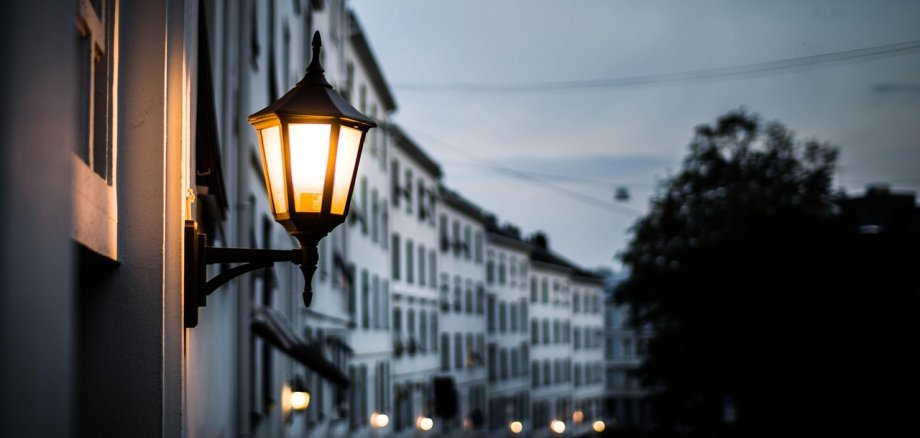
left=484, top=222, right=533, bottom=435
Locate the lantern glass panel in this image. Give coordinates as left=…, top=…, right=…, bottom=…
left=288, top=123, right=332, bottom=213
left=330, top=125, right=363, bottom=215
left=259, top=125, right=287, bottom=215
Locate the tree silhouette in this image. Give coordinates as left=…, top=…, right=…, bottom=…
left=615, top=110, right=843, bottom=435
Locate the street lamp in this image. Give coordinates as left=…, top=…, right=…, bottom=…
left=185, top=31, right=375, bottom=327
left=592, top=420, right=606, bottom=433
left=508, top=420, right=523, bottom=434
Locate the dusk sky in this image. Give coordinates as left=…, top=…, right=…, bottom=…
left=350, top=0, right=920, bottom=271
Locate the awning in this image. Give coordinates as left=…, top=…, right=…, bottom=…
left=251, top=307, right=351, bottom=388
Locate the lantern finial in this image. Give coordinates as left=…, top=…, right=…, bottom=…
left=304, top=31, right=331, bottom=88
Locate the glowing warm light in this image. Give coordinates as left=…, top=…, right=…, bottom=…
left=509, top=420, right=524, bottom=434
left=573, top=410, right=584, bottom=424
left=290, top=390, right=310, bottom=411
left=259, top=126, right=287, bottom=214
left=550, top=419, right=566, bottom=434
left=370, top=412, right=389, bottom=429
left=288, top=123, right=331, bottom=212
left=463, top=417, right=473, bottom=429
left=330, top=126, right=362, bottom=215
left=416, top=416, right=434, bottom=431
left=593, top=420, right=606, bottom=433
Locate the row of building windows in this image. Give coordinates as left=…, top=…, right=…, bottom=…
left=531, top=358, right=573, bottom=388
left=390, top=233, right=438, bottom=289
left=353, top=269, right=390, bottom=330
left=353, top=177, right=389, bottom=250
left=486, top=253, right=528, bottom=287
left=439, top=275, right=485, bottom=315
left=487, top=343, right=530, bottom=382
left=439, top=214, right=483, bottom=263
left=390, top=160, right=437, bottom=226
left=530, top=318, right=572, bottom=345
left=440, top=332, right=486, bottom=371
left=487, top=297, right=528, bottom=335
left=573, top=362, right=604, bottom=388
left=391, top=306, right=438, bottom=356
left=572, top=290, right=603, bottom=314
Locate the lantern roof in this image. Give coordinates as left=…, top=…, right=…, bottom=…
left=249, top=32, right=377, bottom=128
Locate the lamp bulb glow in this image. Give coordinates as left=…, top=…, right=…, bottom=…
left=290, top=390, right=310, bottom=411
left=509, top=420, right=524, bottom=434
left=593, top=420, right=606, bottom=433
left=370, top=412, right=389, bottom=429
left=416, top=416, right=434, bottom=431
left=550, top=419, right=566, bottom=434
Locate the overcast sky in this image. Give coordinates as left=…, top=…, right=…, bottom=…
left=350, top=0, right=920, bottom=271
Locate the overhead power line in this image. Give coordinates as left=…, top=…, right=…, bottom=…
left=405, top=128, right=644, bottom=217
left=394, top=39, right=920, bottom=92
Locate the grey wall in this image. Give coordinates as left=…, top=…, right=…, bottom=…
left=0, top=0, right=78, bottom=436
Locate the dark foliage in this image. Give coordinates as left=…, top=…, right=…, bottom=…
left=615, top=110, right=845, bottom=435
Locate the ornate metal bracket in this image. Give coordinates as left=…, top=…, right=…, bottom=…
left=184, top=220, right=319, bottom=328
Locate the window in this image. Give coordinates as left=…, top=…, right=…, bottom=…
left=390, top=160, right=400, bottom=207
left=474, top=231, right=483, bottom=263
left=465, top=333, right=474, bottom=368
left=463, top=226, right=471, bottom=260
left=419, top=311, right=428, bottom=352
left=429, top=250, right=437, bottom=289
left=532, top=362, right=540, bottom=386
left=541, top=278, right=549, bottom=303
left=453, top=276, right=462, bottom=312
left=454, top=333, right=463, bottom=369
left=439, top=214, right=448, bottom=252
left=553, top=320, right=560, bottom=343
left=372, top=276, right=381, bottom=328
left=418, top=245, right=426, bottom=286
left=510, top=303, right=518, bottom=331
left=476, top=285, right=484, bottom=314
left=74, top=0, right=119, bottom=259
left=371, top=189, right=379, bottom=243
left=542, top=319, right=550, bottom=344
left=406, top=239, right=414, bottom=284
left=393, top=307, right=402, bottom=336
left=499, top=349, right=509, bottom=380
left=510, top=259, right=517, bottom=286
left=407, top=309, right=416, bottom=354
left=361, top=270, right=369, bottom=328
left=441, top=334, right=450, bottom=371
left=430, top=311, right=438, bottom=351
left=487, top=295, right=496, bottom=333
left=573, top=292, right=581, bottom=313
left=543, top=360, right=551, bottom=386
left=465, top=282, right=473, bottom=314
left=520, top=301, right=528, bottom=332
left=488, top=344, right=497, bottom=382
left=391, top=234, right=400, bottom=279
left=452, top=220, right=461, bottom=257
left=382, top=281, right=390, bottom=328
left=511, top=348, right=520, bottom=378
left=404, top=169, right=413, bottom=212
left=531, top=320, right=539, bottom=343
left=486, top=259, right=495, bottom=285
left=574, top=327, right=581, bottom=350
left=530, top=278, right=537, bottom=302
left=498, top=256, right=506, bottom=285
left=417, top=180, right=425, bottom=220
left=381, top=205, right=389, bottom=249
left=498, top=302, right=507, bottom=333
